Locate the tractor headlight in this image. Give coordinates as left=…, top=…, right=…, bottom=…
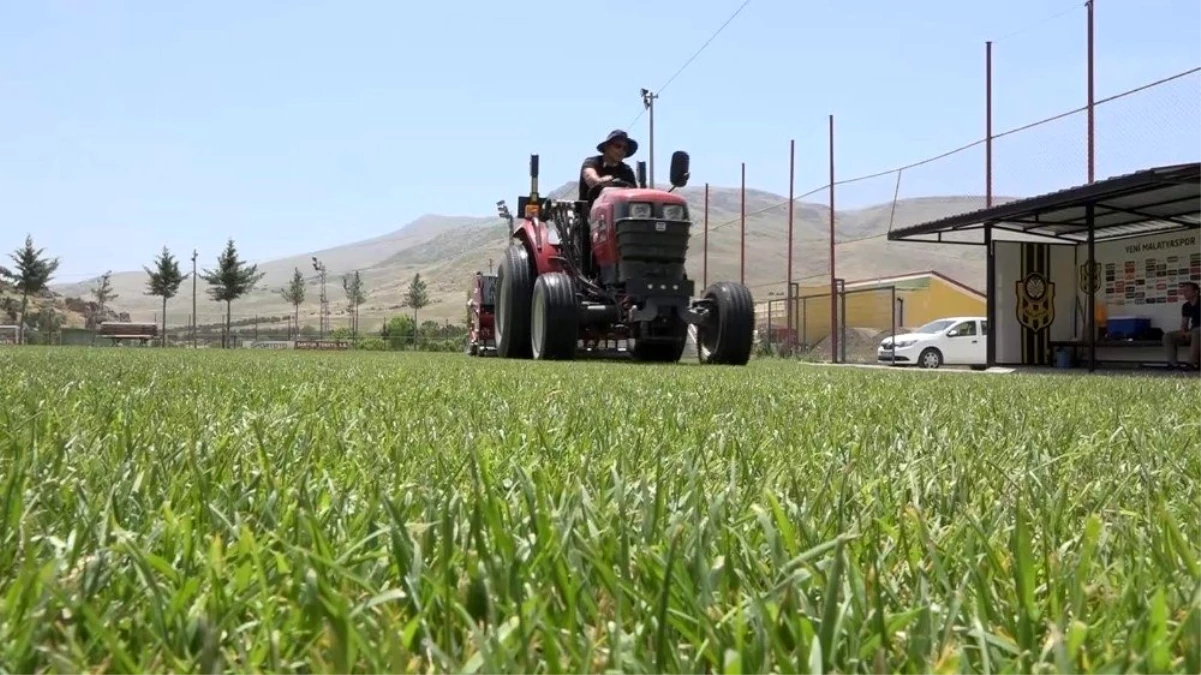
left=662, top=204, right=687, bottom=220
left=629, top=202, right=653, bottom=219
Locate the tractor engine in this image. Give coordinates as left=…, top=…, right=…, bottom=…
left=589, top=191, right=691, bottom=291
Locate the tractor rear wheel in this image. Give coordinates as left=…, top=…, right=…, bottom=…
left=696, top=281, right=755, bottom=366
left=495, top=242, right=535, bottom=359
left=530, top=272, right=578, bottom=360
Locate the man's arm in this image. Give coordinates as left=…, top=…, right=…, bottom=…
left=581, top=156, right=608, bottom=189
left=1182, top=303, right=1191, bottom=332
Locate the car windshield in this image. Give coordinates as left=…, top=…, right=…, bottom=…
left=914, top=319, right=954, bottom=334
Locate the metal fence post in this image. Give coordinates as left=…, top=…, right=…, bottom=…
left=767, top=300, right=774, bottom=353
left=890, top=286, right=897, bottom=367
left=801, top=296, right=808, bottom=349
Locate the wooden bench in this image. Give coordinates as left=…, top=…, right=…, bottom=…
left=97, top=322, right=159, bottom=346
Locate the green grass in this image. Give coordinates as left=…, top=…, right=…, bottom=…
left=0, top=347, right=1198, bottom=674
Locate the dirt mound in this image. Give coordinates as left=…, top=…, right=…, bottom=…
left=809, top=326, right=899, bottom=362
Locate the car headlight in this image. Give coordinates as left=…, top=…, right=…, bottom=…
left=629, top=202, right=653, bottom=219
left=662, top=204, right=687, bottom=220
left=893, top=339, right=916, bottom=348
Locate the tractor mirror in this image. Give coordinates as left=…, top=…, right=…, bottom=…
left=636, top=161, right=647, bottom=188
left=669, top=151, right=690, bottom=188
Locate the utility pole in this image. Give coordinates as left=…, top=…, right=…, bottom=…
left=191, top=249, right=198, bottom=349
left=640, top=88, right=658, bottom=188
left=353, top=277, right=360, bottom=342
left=311, top=257, right=328, bottom=338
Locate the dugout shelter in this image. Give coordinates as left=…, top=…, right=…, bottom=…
left=887, top=162, right=1201, bottom=372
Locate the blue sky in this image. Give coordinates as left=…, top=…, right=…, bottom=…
left=1, top=0, right=1198, bottom=281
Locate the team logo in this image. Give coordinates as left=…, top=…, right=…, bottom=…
left=1078, top=261, right=1101, bottom=295
left=1015, top=271, right=1055, bottom=332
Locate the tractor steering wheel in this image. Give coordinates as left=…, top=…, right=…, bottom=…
left=586, top=177, right=637, bottom=200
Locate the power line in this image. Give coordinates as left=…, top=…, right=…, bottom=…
left=626, top=0, right=754, bottom=129
left=992, top=0, right=1086, bottom=43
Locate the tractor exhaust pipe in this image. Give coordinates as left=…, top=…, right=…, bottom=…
left=637, top=161, right=647, bottom=188
left=525, top=154, right=541, bottom=220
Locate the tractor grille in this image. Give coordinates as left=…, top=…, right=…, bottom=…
left=615, top=219, right=690, bottom=281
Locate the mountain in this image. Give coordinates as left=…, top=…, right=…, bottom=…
left=49, top=182, right=1004, bottom=331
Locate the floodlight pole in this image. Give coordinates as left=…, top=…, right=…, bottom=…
left=312, top=257, right=328, bottom=338
left=191, top=249, right=198, bottom=349
left=1086, top=0, right=1095, bottom=184
left=641, top=88, right=658, bottom=188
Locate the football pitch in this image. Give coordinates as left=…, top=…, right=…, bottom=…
left=0, top=347, right=1197, bottom=673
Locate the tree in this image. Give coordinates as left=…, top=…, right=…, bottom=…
left=0, top=297, right=18, bottom=323
left=380, top=314, right=415, bottom=350
left=342, top=270, right=367, bottom=339
left=144, top=247, right=186, bottom=347
left=0, top=235, right=60, bottom=344
left=405, top=272, right=430, bottom=327
left=33, top=306, right=64, bottom=345
left=92, top=270, right=119, bottom=327
left=199, top=239, right=265, bottom=348
left=279, top=267, right=306, bottom=339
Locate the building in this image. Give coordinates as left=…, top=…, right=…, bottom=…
left=885, top=162, right=1200, bottom=371
left=756, top=270, right=986, bottom=346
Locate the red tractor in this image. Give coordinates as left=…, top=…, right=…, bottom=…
left=492, top=150, right=755, bottom=364
left=465, top=270, right=497, bottom=356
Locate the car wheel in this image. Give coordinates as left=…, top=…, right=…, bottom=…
left=918, top=347, right=942, bottom=369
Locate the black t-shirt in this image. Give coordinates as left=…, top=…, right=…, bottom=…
left=1184, top=298, right=1200, bottom=329
left=579, top=155, right=637, bottom=201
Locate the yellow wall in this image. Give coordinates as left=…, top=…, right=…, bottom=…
left=756, top=275, right=985, bottom=345
left=905, top=277, right=985, bottom=328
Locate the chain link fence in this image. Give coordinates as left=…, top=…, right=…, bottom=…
left=754, top=284, right=901, bottom=364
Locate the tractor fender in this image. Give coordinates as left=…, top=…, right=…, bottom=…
left=513, top=219, right=563, bottom=276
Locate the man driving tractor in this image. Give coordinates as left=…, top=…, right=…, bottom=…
left=579, top=129, right=640, bottom=202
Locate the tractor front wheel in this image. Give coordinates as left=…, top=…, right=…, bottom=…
left=696, top=281, right=755, bottom=366
left=495, top=242, right=534, bottom=359
left=530, top=272, right=578, bottom=360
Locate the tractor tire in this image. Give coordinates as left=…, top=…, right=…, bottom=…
left=530, top=272, right=578, bottom=360
left=696, top=281, right=755, bottom=366
left=495, top=242, right=535, bottom=359
left=632, top=313, right=688, bottom=363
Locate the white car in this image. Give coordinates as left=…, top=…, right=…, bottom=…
left=877, top=316, right=988, bottom=369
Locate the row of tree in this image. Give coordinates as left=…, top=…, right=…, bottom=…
left=275, top=265, right=430, bottom=340
left=2, top=234, right=435, bottom=346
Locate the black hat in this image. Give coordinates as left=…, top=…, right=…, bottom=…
left=596, top=129, right=639, bottom=157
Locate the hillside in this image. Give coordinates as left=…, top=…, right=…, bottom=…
left=1, top=280, right=127, bottom=337
left=49, top=183, right=1002, bottom=330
